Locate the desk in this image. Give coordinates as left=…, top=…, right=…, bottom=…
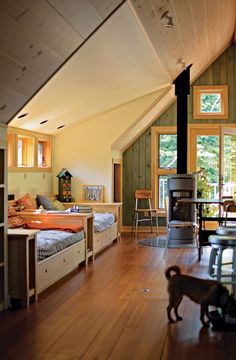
left=178, top=198, right=233, bottom=261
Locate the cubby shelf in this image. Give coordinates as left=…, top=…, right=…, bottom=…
left=0, top=125, right=7, bottom=312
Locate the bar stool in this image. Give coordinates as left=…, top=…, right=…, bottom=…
left=132, top=190, right=158, bottom=236
left=208, top=233, right=236, bottom=294
left=208, top=227, right=236, bottom=272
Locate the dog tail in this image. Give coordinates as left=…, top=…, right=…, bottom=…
left=165, top=265, right=181, bottom=280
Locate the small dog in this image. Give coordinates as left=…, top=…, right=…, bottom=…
left=165, top=265, right=236, bottom=327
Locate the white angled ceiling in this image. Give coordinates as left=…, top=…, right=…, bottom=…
left=1, top=0, right=236, bottom=140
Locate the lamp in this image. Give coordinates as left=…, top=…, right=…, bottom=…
left=160, top=10, right=174, bottom=28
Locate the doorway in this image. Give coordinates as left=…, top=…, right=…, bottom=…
left=112, top=159, right=122, bottom=203
left=189, top=124, right=236, bottom=215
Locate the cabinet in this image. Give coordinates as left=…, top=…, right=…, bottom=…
left=0, top=125, right=7, bottom=312
left=8, top=229, right=39, bottom=307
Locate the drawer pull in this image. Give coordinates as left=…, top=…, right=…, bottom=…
left=63, top=258, right=65, bottom=262
left=45, top=269, right=47, bottom=273
left=78, top=250, right=80, bottom=254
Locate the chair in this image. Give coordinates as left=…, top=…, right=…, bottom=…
left=133, top=190, right=158, bottom=236
left=225, top=203, right=236, bottom=226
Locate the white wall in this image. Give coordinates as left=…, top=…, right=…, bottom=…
left=53, top=92, right=159, bottom=202
left=8, top=172, right=53, bottom=199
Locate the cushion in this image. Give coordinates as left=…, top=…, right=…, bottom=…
left=8, top=206, right=17, bottom=217
left=52, top=200, right=66, bottom=211
left=8, top=215, right=25, bottom=228
left=36, top=194, right=54, bottom=210
left=17, top=193, right=36, bottom=210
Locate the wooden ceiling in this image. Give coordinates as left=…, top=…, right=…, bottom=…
left=1, top=0, right=236, bottom=148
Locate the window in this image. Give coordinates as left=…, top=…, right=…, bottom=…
left=193, top=85, right=228, bottom=119
left=8, top=127, right=52, bottom=171
left=151, top=127, right=176, bottom=210
left=17, top=135, right=34, bottom=167
left=37, top=138, right=51, bottom=168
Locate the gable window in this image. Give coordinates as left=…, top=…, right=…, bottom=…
left=193, top=85, right=228, bottom=119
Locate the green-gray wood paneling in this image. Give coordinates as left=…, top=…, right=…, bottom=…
left=123, top=45, right=236, bottom=226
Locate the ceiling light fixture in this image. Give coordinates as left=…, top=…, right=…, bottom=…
left=177, top=58, right=186, bottom=70
left=160, top=10, right=174, bottom=28
left=18, top=113, right=28, bottom=118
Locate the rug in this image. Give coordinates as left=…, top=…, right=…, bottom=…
left=138, top=237, right=167, bottom=248
left=138, top=237, right=197, bottom=248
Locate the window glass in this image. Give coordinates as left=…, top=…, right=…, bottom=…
left=37, top=139, right=51, bottom=168
left=159, top=134, right=177, bottom=168
left=158, top=175, right=168, bottom=209
left=17, top=136, right=34, bottom=167
left=200, top=94, right=221, bottom=113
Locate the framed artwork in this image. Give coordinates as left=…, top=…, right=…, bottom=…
left=193, top=85, right=228, bottom=119
left=83, top=185, right=104, bottom=202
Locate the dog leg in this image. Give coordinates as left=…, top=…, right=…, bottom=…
left=167, top=295, right=183, bottom=323
left=167, top=304, right=175, bottom=323
left=174, top=296, right=183, bottom=321
left=200, top=303, right=210, bottom=327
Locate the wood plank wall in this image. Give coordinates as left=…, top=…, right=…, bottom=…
left=123, top=45, right=236, bottom=226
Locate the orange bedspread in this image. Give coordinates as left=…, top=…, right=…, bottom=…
left=24, top=221, right=83, bottom=233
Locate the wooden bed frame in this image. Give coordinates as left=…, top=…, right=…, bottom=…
left=62, top=202, right=122, bottom=256
left=8, top=199, right=122, bottom=294
left=12, top=212, right=93, bottom=294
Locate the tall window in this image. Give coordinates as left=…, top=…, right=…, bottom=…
left=152, top=127, right=176, bottom=209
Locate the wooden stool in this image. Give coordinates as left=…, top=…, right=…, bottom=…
left=208, top=234, right=236, bottom=294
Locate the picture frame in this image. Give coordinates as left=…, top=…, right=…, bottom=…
left=83, top=185, right=104, bottom=202
left=193, top=85, right=228, bottom=119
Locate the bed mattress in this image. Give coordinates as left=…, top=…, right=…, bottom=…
left=37, top=230, right=84, bottom=261
left=94, top=212, right=115, bottom=232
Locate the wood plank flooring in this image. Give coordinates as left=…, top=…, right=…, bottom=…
left=1, top=232, right=236, bottom=360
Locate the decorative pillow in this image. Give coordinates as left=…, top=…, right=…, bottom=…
left=17, top=193, right=36, bottom=210
left=52, top=200, right=66, bottom=211
left=36, top=194, right=54, bottom=210
left=8, top=206, right=17, bottom=217
left=8, top=215, right=25, bottom=228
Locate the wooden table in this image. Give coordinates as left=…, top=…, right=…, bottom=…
left=178, top=198, right=233, bottom=261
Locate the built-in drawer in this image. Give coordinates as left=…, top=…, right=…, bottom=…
left=94, top=223, right=118, bottom=254
left=37, top=240, right=86, bottom=293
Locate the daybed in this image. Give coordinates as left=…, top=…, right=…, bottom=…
left=8, top=195, right=122, bottom=294
left=62, top=202, right=122, bottom=256
left=8, top=208, right=93, bottom=295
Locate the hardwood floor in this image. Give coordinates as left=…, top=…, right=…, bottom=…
left=1, top=232, right=236, bottom=360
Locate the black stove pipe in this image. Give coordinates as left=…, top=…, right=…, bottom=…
left=173, top=64, right=192, bottom=174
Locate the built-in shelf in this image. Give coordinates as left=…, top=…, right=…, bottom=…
left=0, top=125, right=7, bottom=311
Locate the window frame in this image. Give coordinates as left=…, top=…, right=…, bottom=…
left=8, top=127, right=52, bottom=172
left=193, top=85, right=228, bottom=119
left=151, top=126, right=176, bottom=211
